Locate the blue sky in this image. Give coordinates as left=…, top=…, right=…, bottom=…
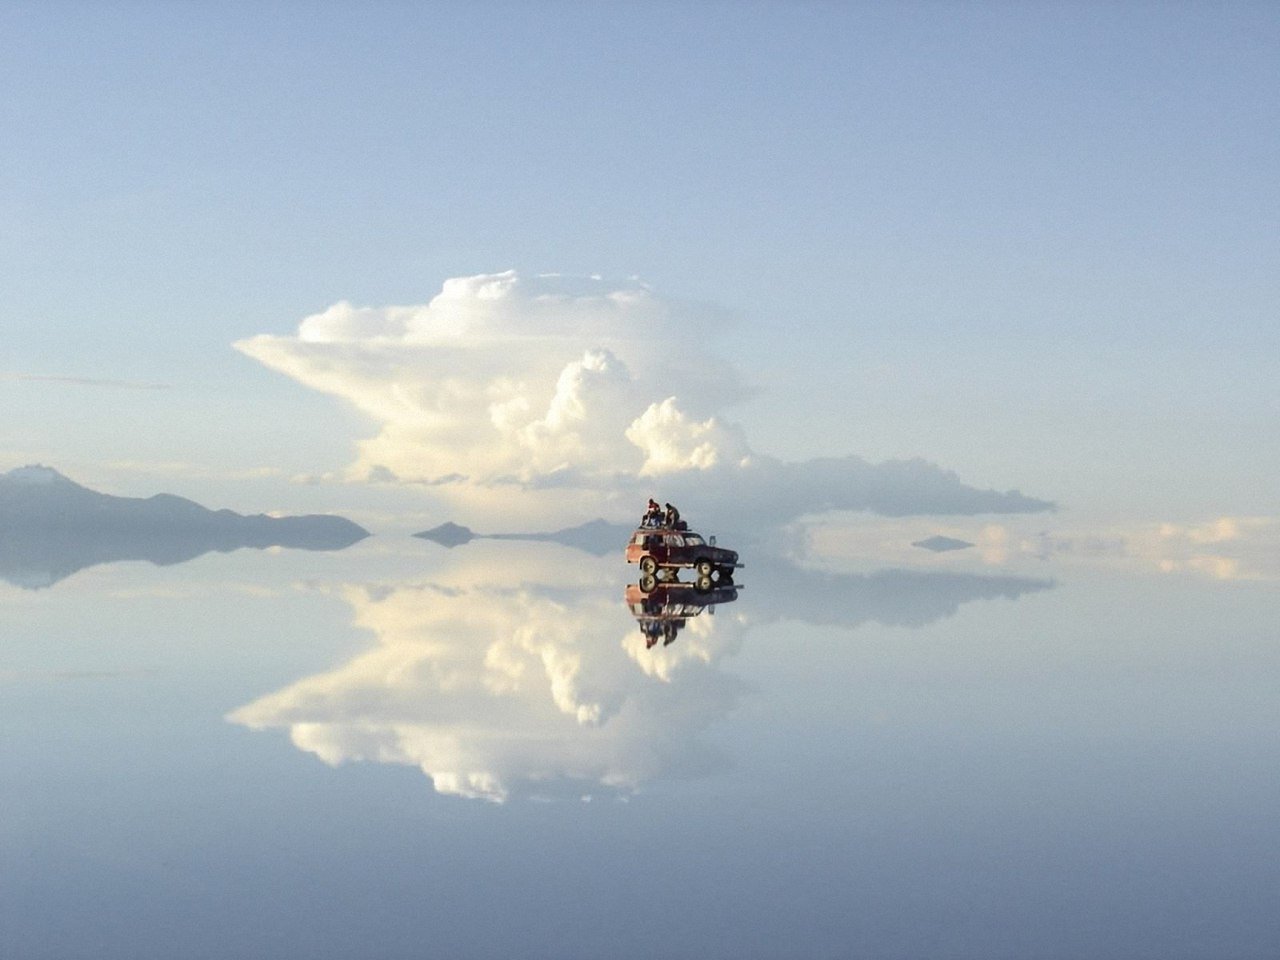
left=3, top=2, right=1277, bottom=526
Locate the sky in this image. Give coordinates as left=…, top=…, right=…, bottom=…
left=3, top=1, right=1277, bottom=533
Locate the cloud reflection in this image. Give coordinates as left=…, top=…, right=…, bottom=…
left=229, top=546, right=1051, bottom=802
left=230, top=575, right=745, bottom=801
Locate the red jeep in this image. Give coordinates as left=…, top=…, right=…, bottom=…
left=624, top=526, right=740, bottom=582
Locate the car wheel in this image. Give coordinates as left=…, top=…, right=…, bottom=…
left=695, top=559, right=713, bottom=577
left=639, top=574, right=657, bottom=593
left=695, top=575, right=713, bottom=593
left=639, top=556, right=657, bottom=575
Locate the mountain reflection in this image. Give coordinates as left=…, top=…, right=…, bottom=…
left=0, top=466, right=368, bottom=589
left=229, top=547, right=1051, bottom=802
left=0, top=528, right=366, bottom=590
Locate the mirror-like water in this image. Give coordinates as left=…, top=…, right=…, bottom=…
left=2, top=537, right=1277, bottom=959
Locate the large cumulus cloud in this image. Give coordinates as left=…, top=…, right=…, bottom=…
left=237, top=271, right=1052, bottom=524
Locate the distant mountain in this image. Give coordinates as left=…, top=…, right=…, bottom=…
left=414, top=518, right=632, bottom=556
left=912, top=535, right=975, bottom=553
left=0, top=465, right=369, bottom=588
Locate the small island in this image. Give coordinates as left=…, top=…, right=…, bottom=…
left=911, top=535, right=976, bottom=553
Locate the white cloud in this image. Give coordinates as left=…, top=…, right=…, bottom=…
left=1009, top=516, right=1280, bottom=580
left=626, top=397, right=750, bottom=475
left=236, top=272, right=741, bottom=489
left=797, top=513, right=1280, bottom=582
left=237, top=271, right=1053, bottom=526
left=505, top=348, right=643, bottom=478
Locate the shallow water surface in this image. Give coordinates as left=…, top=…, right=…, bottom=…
left=2, top=537, right=1277, bottom=959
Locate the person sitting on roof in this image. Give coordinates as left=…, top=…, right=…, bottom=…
left=642, top=498, right=662, bottom=527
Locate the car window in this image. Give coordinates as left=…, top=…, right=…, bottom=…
left=666, top=535, right=684, bottom=547
left=684, top=535, right=704, bottom=545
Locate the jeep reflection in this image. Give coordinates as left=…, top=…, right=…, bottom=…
left=625, top=580, right=740, bottom=648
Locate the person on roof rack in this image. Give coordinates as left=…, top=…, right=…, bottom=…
left=663, top=502, right=682, bottom=530
left=642, top=498, right=662, bottom=527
